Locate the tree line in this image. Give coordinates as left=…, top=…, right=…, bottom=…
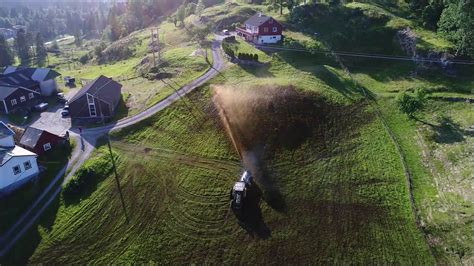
left=281, top=0, right=474, bottom=58
left=0, top=29, right=51, bottom=67
left=407, top=0, right=474, bottom=57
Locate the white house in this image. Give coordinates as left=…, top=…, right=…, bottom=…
left=0, top=122, right=39, bottom=196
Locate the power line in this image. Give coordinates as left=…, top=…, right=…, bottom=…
left=253, top=44, right=474, bottom=65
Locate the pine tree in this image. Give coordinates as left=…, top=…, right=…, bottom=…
left=74, top=29, right=82, bottom=47
left=35, top=32, right=47, bottom=66
left=108, top=7, right=121, bottom=41
left=0, top=35, right=15, bottom=67
left=15, top=29, right=31, bottom=66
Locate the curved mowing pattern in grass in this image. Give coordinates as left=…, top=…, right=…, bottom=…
left=17, top=84, right=434, bottom=264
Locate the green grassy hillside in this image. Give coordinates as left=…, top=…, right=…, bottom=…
left=4, top=55, right=434, bottom=263
left=2, top=1, right=472, bottom=264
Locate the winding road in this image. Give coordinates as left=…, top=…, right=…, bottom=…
left=0, top=39, right=225, bottom=257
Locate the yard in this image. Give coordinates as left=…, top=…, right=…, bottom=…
left=45, top=21, right=212, bottom=118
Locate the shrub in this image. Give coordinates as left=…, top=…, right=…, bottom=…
left=79, top=53, right=91, bottom=64
left=222, top=41, right=235, bottom=58
left=396, top=88, right=428, bottom=118
left=62, top=151, right=115, bottom=200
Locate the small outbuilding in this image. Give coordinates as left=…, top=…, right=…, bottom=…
left=68, top=75, right=122, bottom=119
left=19, top=127, right=67, bottom=156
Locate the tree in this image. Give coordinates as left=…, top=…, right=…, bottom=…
left=176, top=4, right=186, bottom=26
left=195, top=0, right=205, bottom=16
left=438, top=0, right=474, bottom=57
left=396, top=88, right=428, bottom=118
left=15, top=29, right=31, bottom=66
left=108, top=7, right=121, bottom=41
left=35, top=33, right=47, bottom=66
left=185, top=3, right=196, bottom=17
left=268, top=0, right=299, bottom=15
left=74, top=29, right=82, bottom=47
left=51, top=40, right=60, bottom=51
left=127, top=0, right=144, bottom=28
left=0, top=35, right=14, bottom=67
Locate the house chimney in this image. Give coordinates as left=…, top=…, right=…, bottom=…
left=258, top=12, right=262, bottom=17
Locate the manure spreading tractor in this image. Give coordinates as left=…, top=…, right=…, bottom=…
left=230, top=171, right=252, bottom=211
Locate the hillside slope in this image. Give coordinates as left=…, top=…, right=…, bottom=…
left=10, top=56, right=434, bottom=263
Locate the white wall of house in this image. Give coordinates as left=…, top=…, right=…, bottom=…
left=257, top=35, right=281, bottom=44
left=245, top=24, right=258, bottom=34
left=39, top=79, right=57, bottom=96
left=0, top=155, right=39, bottom=191
left=0, top=135, right=15, bottom=147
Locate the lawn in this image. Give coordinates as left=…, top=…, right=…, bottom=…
left=377, top=98, right=474, bottom=264
left=45, top=21, right=211, bottom=118
left=225, top=38, right=272, bottom=63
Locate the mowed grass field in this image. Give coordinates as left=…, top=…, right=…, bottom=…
left=2, top=52, right=435, bottom=263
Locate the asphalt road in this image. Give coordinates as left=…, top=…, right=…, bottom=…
left=0, top=38, right=225, bottom=257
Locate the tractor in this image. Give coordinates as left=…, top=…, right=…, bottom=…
left=230, top=171, right=252, bottom=211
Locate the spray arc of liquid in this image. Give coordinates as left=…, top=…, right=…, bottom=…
left=212, top=90, right=243, bottom=161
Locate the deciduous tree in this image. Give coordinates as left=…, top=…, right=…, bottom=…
left=0, top=35, right=14, bottom=67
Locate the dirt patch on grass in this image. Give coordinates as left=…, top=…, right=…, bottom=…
left=212, top=85, right=323, bottom=157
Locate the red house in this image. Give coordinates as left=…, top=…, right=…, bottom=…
left=236, top=13, right=283, bottom=44
left=19, top=127, right=67, bottom=156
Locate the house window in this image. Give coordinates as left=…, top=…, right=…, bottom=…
left=87, top=94, right=94, bottom=104
left=24, top=161, right=32, bottom=170
left=263, top=27, right=268, bottom=33
left=273, top=27, right=278, bottom=33
left=20, top=96, right=26, bottom=102
left=43, top=142, right=52, bottom=151
left=89, top=104, right=97, bottom=117
left=11, top=99, right=17, bottom=105
left=28, top=93, right=34, bottom=99
left=13, top=165, right=21, bottom=175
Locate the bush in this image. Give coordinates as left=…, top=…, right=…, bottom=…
left=223, top=36, right=236, bottom=43
left=222, top=42, right=235, bottom=58
left=62, top=151, right=115, bottom=200
left=79, top=53, right=91, bottom=64
left=237, top=52, right=258, bottom=62
left=396, top=88, right=428, bottom=118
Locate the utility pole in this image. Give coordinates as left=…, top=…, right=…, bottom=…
left=157, top=28, right=161, bottom=63
left=151, top=28, right=156, bottom=68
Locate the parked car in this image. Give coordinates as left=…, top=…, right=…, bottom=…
left=223, top=29, right=230, bottom=35
left=34, top=102, right=49, bottom=112
left=61, top=105, right=70, bottom=117
left=57, top=93, right=67, bottom=104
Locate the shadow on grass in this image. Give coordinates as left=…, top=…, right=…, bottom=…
left=417, top=116, right=469, bottom=144
left=0, top=192, right=61, bottom=265
left=239, top=64, right=274, bottom=78
left=233, top=183, right=271, bottom=239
